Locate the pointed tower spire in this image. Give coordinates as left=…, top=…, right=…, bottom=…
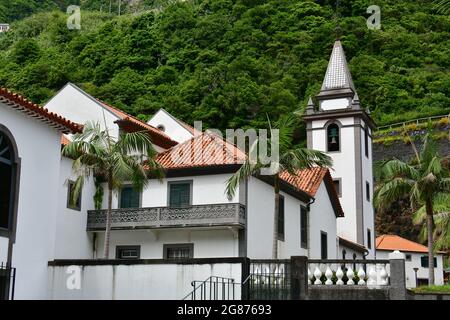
left=320, top=40, right=355, bottom=93
left=306, top=97, right=315, bottom=115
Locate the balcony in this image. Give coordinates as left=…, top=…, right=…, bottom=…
left=87, top=203, right=246, bottom=231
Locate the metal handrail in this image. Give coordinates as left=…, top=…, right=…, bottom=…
left=182, top=276, right=237, bottom=300
left=377, top=114, right=450, bottom=131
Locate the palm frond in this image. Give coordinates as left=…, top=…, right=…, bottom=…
left=226, top=157, right=260, bottom=198
left=434, top=0, right=450, bottom=14
left=116, top=130, right=157, bottom=158
left=419, top=134, right=438, bottom=169
left=281, top=147, right=333, bottom=172
left=374, top=178, right=414, bottom=210
left=379, top=159, right=419, bottom=181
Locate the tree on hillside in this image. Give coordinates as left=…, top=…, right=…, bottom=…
left=374, top=134, right=450, bottom=285
left=62, top=122, right=163, bottom=259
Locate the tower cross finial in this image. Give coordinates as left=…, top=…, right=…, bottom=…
left=335, top=0, right=342, bottom=40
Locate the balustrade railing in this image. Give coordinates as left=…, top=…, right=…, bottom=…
left=87, top=203, right=246, bottom=230
left=308, top=259, right=390, bottom=287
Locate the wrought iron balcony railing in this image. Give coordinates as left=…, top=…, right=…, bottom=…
left=87, top=203, right=246, bottom=231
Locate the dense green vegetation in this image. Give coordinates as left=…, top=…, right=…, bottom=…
left=0, top=0, right=449, bottom=130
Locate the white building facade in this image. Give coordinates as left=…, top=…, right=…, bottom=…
left=376, top=235, right=445, bottom=288
left=0, top=88, right=82, bottom=299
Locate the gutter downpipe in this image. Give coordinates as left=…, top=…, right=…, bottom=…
left=306, top=197, right=315, bottom=258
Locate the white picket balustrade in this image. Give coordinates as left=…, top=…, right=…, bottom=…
left=307, top=261, right=390, bottom=287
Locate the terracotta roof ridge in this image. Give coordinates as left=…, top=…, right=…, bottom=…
left=96, top=99, right=177, bottom=144
left=0, top=87, right=82, bottom=134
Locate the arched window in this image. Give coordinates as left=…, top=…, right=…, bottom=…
left=327, top=123, right=340, bottom=152
left=0, top=129, right=16, bottom=231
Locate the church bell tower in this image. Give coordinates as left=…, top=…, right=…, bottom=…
left=304, top=40, right=376, bottom=257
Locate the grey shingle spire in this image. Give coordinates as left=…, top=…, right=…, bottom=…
left=320, top=40, right=355, bottom=92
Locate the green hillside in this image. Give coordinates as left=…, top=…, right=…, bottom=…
left=0, top=0, right=449, bottom=130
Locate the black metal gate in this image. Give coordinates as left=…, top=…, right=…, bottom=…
left=246, top=260, right=291, bottom=300
left=0, top=263, right=16, bottom=300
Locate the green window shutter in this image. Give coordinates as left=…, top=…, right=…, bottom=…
left=120, top=186, right=140, bottom=208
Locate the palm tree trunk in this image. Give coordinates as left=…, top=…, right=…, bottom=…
left=426, top=199, right=435, bottom=286
left=272, top=176, right=280, bottom=259
left=103, top=182, right=113, bottom=259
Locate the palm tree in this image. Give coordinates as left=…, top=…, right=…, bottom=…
left=62, top=122, right=163, bottom=259
left=413, top=193, right=450, bottom=264
left=226, top=115, right=332, bottom=259
left=374, top=135, right=450, bottom=285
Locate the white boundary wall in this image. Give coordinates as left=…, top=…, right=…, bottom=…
left=48, top=261, right=243, bottom=300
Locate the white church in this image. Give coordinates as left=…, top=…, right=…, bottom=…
left=0, top=40, right=378, bottom=299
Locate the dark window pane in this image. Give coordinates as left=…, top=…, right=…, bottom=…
left=333, top=179, right=341, bottom=197
left=367, top=229, right=372, bottom=249
left=169, top=183, right=191, bottom=207
left=0, top=162, right=12, bottom=229
left=164, top=244, right=193, bottom=259
left=116, top=246, right=140, bottom=259
left=421, top=256, right=437, bottom=268
left=364, top=126, right=369, bottom=157
left=120, top=186, right=140, bottom=208
left=278, top=196, right=285, bottom=241
left=366, top=182, right=370, bottom=202
left=321, top=232, right=328, bottom=259
left=67, top=181, right=81, bottom=210
left=327, top=124, right=340, bottom=152
left=300, top=206, right=308, bottom=249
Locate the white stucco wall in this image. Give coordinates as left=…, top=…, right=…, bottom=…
left=0, top=102, right=63, bottom=299
left=99, top=173, right=239, bottom=210
left=309, top=182, right=338, bottom=259
left=337, top=243, right=365, bottom=260
left=311, top=117, right=358, bottom=244
left=48, top=262, right=242, bottom=300
left=377, top=250, right=444, bottom=288
left=53, top=157, right=95, bottom=259
left=360, top=121, right=375, bottom=258
left=147, top=109, right=194, bottom=143
left=44, top=83, right=120, bottom=140
left=95, top=229, right=239, bottom=259
left=246, top=177, right=338, bottom=259
left=320, top=98, right=350, bottom=110
left=0, top=237, right=8, bottom=264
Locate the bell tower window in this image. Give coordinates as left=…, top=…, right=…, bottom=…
left=327, top=123, right=340, bottom=152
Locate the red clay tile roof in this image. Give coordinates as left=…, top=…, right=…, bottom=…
left=280, top=168, right=344, bottom=217
left=97, top=100, right=178, bottom=148
left=0, top=88, right=82, bottom=134
left=156, top=131, right=246, bottom=169
left=280, top=167, right=327, bottom=197
left=376, top=235, right=445, bottom=254
left=156, top=132, right=343, bottom=216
